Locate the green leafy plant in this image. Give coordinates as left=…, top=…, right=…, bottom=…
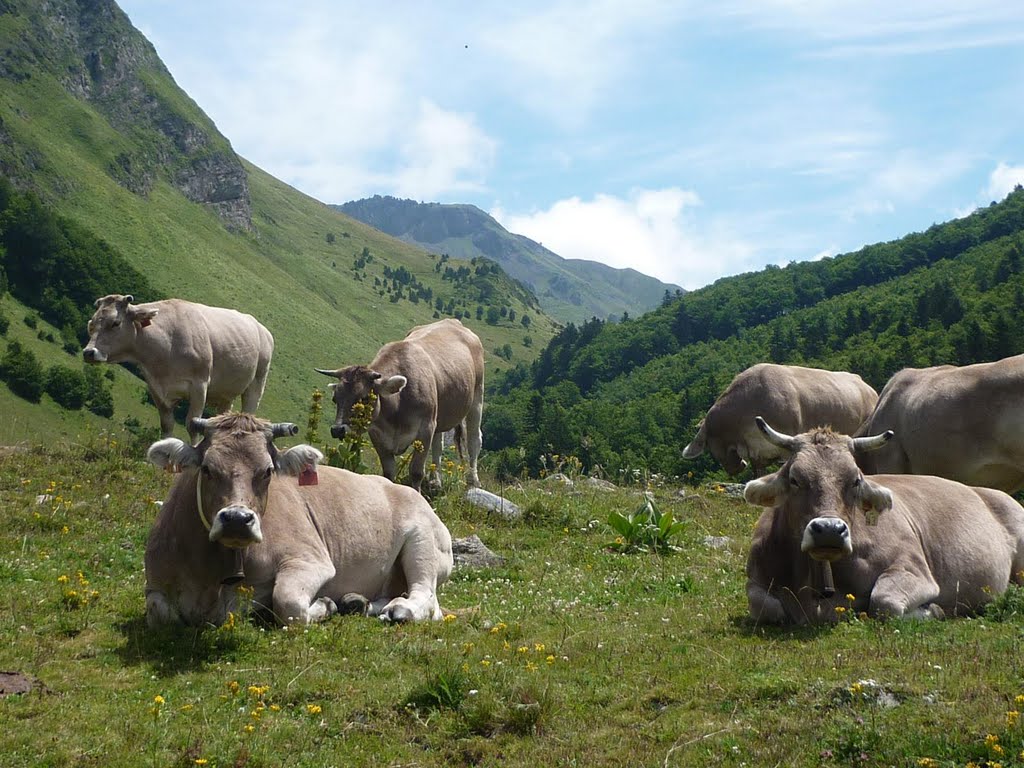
left=606, top=493, right=685, bottom=554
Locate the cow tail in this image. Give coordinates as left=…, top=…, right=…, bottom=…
left=454, top=422, right=466, bottom=461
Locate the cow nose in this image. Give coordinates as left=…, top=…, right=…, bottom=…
left=219, top=508, right=256, bottom=528
left=809, top=518, right=846, bottom=536
left=83, top=348, right=97, bottom=362
left=330, top=424, right=348, bottom=439
left=802, top=516, right=852, bottom=559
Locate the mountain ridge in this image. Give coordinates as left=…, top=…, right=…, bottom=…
left=336, top=195, right=683, bottom=324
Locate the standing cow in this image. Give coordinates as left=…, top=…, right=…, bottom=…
left=855, top=355, right=1024, bottom=492
left=83, top=295, right=274, bottom=439
left=683, top=363, right=878, bottom=476
left=144, top=413, right=453, bottom=627
left=744, top=417, right=1024, bottom=624
left=316, top=318, right=484, bottom=494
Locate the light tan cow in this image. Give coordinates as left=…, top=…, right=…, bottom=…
left=83, top=295, right=274, bottom=439
left=144, top=413, right=453, bottom=627
left=744, top=418, right=1024, bottom=624
left=855, top=355, right=1024, bottom=492
left=316, top=318, right=484, bottom=494
left=683, top=363, right=878, bottom=475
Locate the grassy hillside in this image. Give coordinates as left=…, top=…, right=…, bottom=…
left=0, top=0, right=556, bottom=442
left=337, top=196, right=682, bottom=324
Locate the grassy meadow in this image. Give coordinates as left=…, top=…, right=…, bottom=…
left=3, top=433, right=1024, bottom=768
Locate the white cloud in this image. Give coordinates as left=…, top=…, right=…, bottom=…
left=392, top=101, right=497, bottom=200
left=492, top=188, right=754, bottom=289
left=987, top=162, right=1024, bottom=201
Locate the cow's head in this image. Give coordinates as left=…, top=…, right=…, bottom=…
left=83, top=294, right=159, bottom=363
left=314, top=364, right=406, bottom=439
left=683, top=415, right=757, bottom=477
left=743, top=417, right=894, bottom=562
left=146, top=413, right=323, bottom=548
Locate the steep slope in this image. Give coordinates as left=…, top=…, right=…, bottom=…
left=336, top=196, right=682, bottom=324
left=0, top=0, right=555, bottom=442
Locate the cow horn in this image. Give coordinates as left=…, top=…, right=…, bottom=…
left=314, top=368, right=340, bottom=379
left=852, top=430, right=894, bottom=453
left=271, top=422, right=299, bottom=439
left=191, top=417, right=211, bottom=435
left=754, top=416, right=799, bottom=452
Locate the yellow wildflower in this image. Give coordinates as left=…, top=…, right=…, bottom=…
left=306, top=704, right=322, bottom=715
left=57, top=575, right=69, bottom=584
left=1008, top=710, right=1020, bottom=727
left=845, top=593, right=856, bottom=602
left=534, top=642, right=545, bottom=652
left=443, top=613, right=457, bottom=623
left=153, top=695, right=165, bottom=705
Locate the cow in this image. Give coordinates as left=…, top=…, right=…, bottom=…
left=84, top=295, right=274, bottom=439
left=315, top=318, right=484, bottom=494
left=143, top=413, right=453, bottom=627
left=743, top=417, right=1024, bottom=625
left=855, top=355, right=1024, bottom=492
left=683, top=363, right=878, bottom=476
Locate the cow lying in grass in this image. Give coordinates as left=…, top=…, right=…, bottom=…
left=144, top=413, right=453, bottom=627
left=743, top=417, right=1024, bottom=624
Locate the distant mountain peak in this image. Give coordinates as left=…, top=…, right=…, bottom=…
left=336, top=196, right=683, bottom=324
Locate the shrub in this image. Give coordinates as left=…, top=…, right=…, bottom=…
left=83, top=365, right=114, bottom=417
left=0, top=340, right=44, bottom=402
left=606, top=493, right=686, bottom=554
left=44, top=365, right=87, bottom=410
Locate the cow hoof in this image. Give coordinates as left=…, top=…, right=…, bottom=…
left=381, top=604, right=415, bottom=623
left=316, top=596, right=338, bottom=618
left=338, top=592, right=369, bottom=616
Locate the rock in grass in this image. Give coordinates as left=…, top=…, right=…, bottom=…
left=452, top=534, right=504, bottom=569
left=464, top=487, right=521, bottom=520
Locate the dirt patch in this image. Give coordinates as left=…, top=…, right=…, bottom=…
left=0, top=671, right=38, bottom=697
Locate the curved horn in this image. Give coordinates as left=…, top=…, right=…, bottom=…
left=190, top=417, right=211, bottom=435
left=754, top=416, right=800, bottom=453
left=315, top=368, right=341, bottom=379
left=271, top=422, right=299, bottom=439
left=852, top=430, right=894, bottom=453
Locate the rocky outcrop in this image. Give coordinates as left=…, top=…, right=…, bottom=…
left=4, top=0, right=252, bottom=230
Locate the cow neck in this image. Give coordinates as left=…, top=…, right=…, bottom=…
left=194, top=469, right=247, bottom=586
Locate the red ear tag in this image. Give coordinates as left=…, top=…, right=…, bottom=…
left=298, top=465, right=319, bottom=486
left=140, top=318, right=152, bottom=328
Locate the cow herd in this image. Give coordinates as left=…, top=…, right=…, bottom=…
left=82, top=295, right=1024, bottom=629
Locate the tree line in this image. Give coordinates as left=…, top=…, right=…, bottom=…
left=482, top=188, right=1024, bottom=483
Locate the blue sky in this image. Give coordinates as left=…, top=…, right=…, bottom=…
left=117, top=1, right=1024, bottom=290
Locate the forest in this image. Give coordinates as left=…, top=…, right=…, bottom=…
left=483, top=187, right=1024, bottom=483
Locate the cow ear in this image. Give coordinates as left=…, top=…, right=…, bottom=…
left=276, top=444, right=324, bottom=476
left=128, top=306, right=159, bottom=327
left=682, top=420, right=706, bottom=459
left=859, top=478, right=893, bottom=525
left=743, top=472, right=788, bottom=508
left=147, top=438, right=199, bottom=470
left=377, top=375, right=407, bottom=395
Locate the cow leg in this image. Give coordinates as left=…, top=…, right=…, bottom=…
left=428, top=432, right=444, bottom=490
left=145, top=589, right=181, bottom=627
left=869, top=565, right=941, bottom=619
left=242, top=355, right=271, bottom=413
left=185, top=383, right=209, bottom=443
left=465, top=392, right=483, bottom=488
left=272, top=564, right=337, bottom=625
left=379, top=452, right=398, bottom=483
left=376, top=527, right=451, bottom=623
left=747, top=581, right=788, bottom=625
left=407, top=425, right=435, bottom=493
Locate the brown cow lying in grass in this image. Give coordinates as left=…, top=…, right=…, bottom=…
left=144, top=413, right=453, bottom=627
left=743, top=417, right=1024, bottom=624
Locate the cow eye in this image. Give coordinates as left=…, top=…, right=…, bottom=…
left=201, top=465, right=212, bottom=477
left=111, top=320, right=121, bottom=328
left=263, top=466, right=273, bottom=479
left=789, top=476, right=800, bottom=488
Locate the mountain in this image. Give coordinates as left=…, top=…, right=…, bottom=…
left=484, top=189, right=1024, bottom=482
left=0, top=0, right=556, bottom=443
left=335, top=196, right=683, bottom=325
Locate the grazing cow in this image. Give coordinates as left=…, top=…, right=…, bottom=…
left=683, top=363, right=878, bottom=476
left=743, top=417, right=1024, bottom=624
left=316, top=318, right=484, bottom=493
left=144, top=413, right=453, bottom=627
left=83, top=295, right=274, bottom=439
left=855, top=355, right=1024, bottom=492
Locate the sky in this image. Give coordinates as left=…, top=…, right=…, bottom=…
left=117, top=1, right=1024, bottom=291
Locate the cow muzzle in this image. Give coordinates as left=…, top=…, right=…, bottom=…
left=209, top=505, right=263, bottom=548
left=82, top=346, right=106, bottom=363
left=330, top=424, right=349, bottom=440
left=801, top=516, right=852, bottom=561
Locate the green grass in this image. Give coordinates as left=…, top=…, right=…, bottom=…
left=2, top=438, right=1023, bottom=767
